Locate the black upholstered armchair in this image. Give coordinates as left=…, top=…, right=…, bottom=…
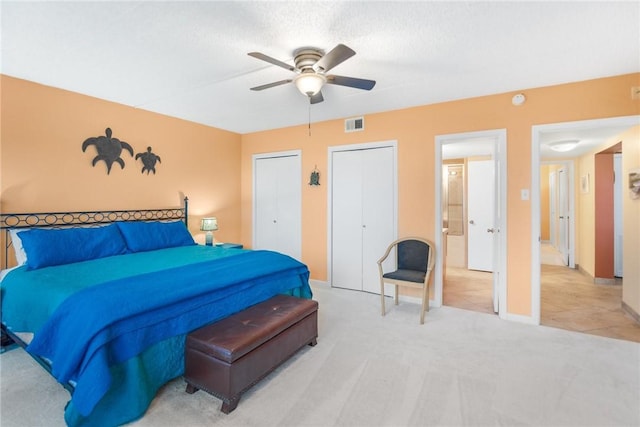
left=377, top=237, right=435, bottom=324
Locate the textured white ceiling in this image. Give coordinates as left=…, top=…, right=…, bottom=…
left=1, top=1, right=639, bottom=135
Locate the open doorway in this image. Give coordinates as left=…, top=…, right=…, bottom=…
left=434, top=129, right=507, bottom=319
left=531, top=116, right=640, bottom=341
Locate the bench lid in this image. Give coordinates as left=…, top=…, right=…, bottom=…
left=186, top=295, right=318, bottom=363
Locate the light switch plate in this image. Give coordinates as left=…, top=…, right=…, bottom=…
left=521, top=189, right=530, bottom=200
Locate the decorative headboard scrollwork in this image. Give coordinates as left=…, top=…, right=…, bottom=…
left=1, top=197, right=189, bottom=269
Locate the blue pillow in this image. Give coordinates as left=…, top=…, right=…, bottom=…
left=20, top=224, right=128, bottom=270
left=116, top=220, right=195, bottom=253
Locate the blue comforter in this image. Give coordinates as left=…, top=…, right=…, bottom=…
left=1, top=245, right=312, bottom=426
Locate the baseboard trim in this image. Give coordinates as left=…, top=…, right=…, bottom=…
left=622, top=301, right=640, bottom=325
left=309, top=279, right=330, bottom=288
left=594, top=277, right=617, bottom=285
left=504, top=312, right=538, bottom=325
left=576, top=264, right=595, bottom=281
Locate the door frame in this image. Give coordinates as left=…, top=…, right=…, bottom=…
left=252, top=150, right=302, bottom=255
left=548, top=170, right=557, bottom=247
left=434, top=129, right=508, bottom=318
left=530, top=115, right=640, bottom=325
left=613, top=153, right=623, bottom=277
left=327, top=140, right=398, bottom=288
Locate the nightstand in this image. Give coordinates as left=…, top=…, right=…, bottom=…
left=215, top=243, right=243, bottom=249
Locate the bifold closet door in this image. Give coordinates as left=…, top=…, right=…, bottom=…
left=361, top=147, right=395, bottom=293
left=331, top=146, right=394, bottom=293
left=332, top=150, right=363, bottom=291
left=254, top=155, right=301, bottom=260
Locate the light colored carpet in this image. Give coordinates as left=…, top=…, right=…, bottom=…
left=1, top=284, right=639, bottom=426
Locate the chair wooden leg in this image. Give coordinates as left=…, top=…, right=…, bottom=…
left=425, top=283, right=430, bottom=312
left=420, top=284, right=429, bottom=325
left=380, top=279, right=386, bottom=316
left=394, top=285, right=399, bottom=306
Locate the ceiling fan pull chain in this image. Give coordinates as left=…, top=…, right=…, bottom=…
left=308, top=100, right=312, bottom=136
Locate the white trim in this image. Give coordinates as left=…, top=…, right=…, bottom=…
left=326, top=140, right=398, bottom=288
left=251, top=150, right=302, bottom=252
left=309, top=279, right=330, bottom=288
left=435, top=129, right=508, bottom=318
left=531, top=115, right=640, bottom=326
left=504, top=312, right=539, bottom=325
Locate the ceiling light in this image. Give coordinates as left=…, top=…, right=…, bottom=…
left=294, top=73, right=326, bottom=97
left=548, top=140, right=580, bottom=152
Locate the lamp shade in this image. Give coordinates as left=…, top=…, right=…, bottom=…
left=200, top=217, right=218, bottom=231
left=294, top=73, right=326, bottom=96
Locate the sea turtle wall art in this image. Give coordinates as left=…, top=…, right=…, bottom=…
left=136, top=147, right=161, bottom=174
left=82, top=128, right=133, bottom=174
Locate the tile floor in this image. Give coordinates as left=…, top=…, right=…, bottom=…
left=443, top=247, right=640, bottom=343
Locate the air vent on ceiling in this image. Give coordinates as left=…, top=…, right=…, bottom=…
left=345, top=117, right=364, bottom=133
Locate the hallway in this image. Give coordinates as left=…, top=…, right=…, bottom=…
left=443, top=262, right=640, bottom=343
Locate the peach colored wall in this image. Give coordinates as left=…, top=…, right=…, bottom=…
left=2, top=73, right=638, bottom=319
left=540, top=164, right=551, bottom=240
left=0, top=76, right=242, bottom=256
left=241, top=73, right=640, bottom=317
left=578, top=153, right=597, bottom=276
left=540, top=164, right=563, bottom=243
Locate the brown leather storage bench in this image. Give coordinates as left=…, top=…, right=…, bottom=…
left=184, top=294, right=318, bottom=413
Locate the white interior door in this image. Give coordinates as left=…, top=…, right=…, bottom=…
left=467, top=159, right=494, bottom=272
left=254, top=153, right=302, bottom=260
left=331, top=144, right=396, bottom=294
left=255, top=157, right=279, bottom=250
left=331, top=150, right=363, bottom=291
left=361, top=146, right=395, bottom=293
left=558, top=167, right=569, bottom=266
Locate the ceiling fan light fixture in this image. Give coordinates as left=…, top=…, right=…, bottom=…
left=294, top=73, right=326, bottom=97
left=548, top=139, right=580, bottom=152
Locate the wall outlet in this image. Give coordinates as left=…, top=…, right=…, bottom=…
left=632, top=86, right=640, bottom=100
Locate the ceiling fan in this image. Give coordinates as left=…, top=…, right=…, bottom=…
left=248, top=44, right=376, bottom=104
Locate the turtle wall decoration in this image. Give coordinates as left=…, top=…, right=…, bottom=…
left=82, top=128, right=134, bottom=174
left=136, top=146, right=161, bottom=174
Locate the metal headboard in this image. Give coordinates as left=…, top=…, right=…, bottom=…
left=0, top=197, right=189, bottom=269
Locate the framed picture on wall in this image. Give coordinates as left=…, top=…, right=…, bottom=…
left=629, top=168, right=640, bottom=200
left=580, top=174, right=590, bottom=194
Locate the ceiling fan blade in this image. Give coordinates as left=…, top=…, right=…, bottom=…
left=310, top=91, right=324, bottom=104
left=250, top=79, right=293, bottom=91
left=313, top=44, right=355, bottom=73
left=326, top=75, right=376, bottom=90
left=248, top=52, right=295, bottom=72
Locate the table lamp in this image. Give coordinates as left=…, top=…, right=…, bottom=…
left=200, top=217, right=218, bottom=246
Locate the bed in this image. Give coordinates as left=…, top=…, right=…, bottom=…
left=0, top=199, right=312, bottom=426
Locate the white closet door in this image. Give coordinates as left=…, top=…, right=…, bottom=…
left=277, top=157, right=302, bottom=260
left=254, top=154, right=301, bottom=260
left=331, top=146, right=395, bottom=294
left=255, top=157, right=279, bottom=250
left=361, top=146, right=395, bottom=293
left=331, top=150, right=363, bottom=291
